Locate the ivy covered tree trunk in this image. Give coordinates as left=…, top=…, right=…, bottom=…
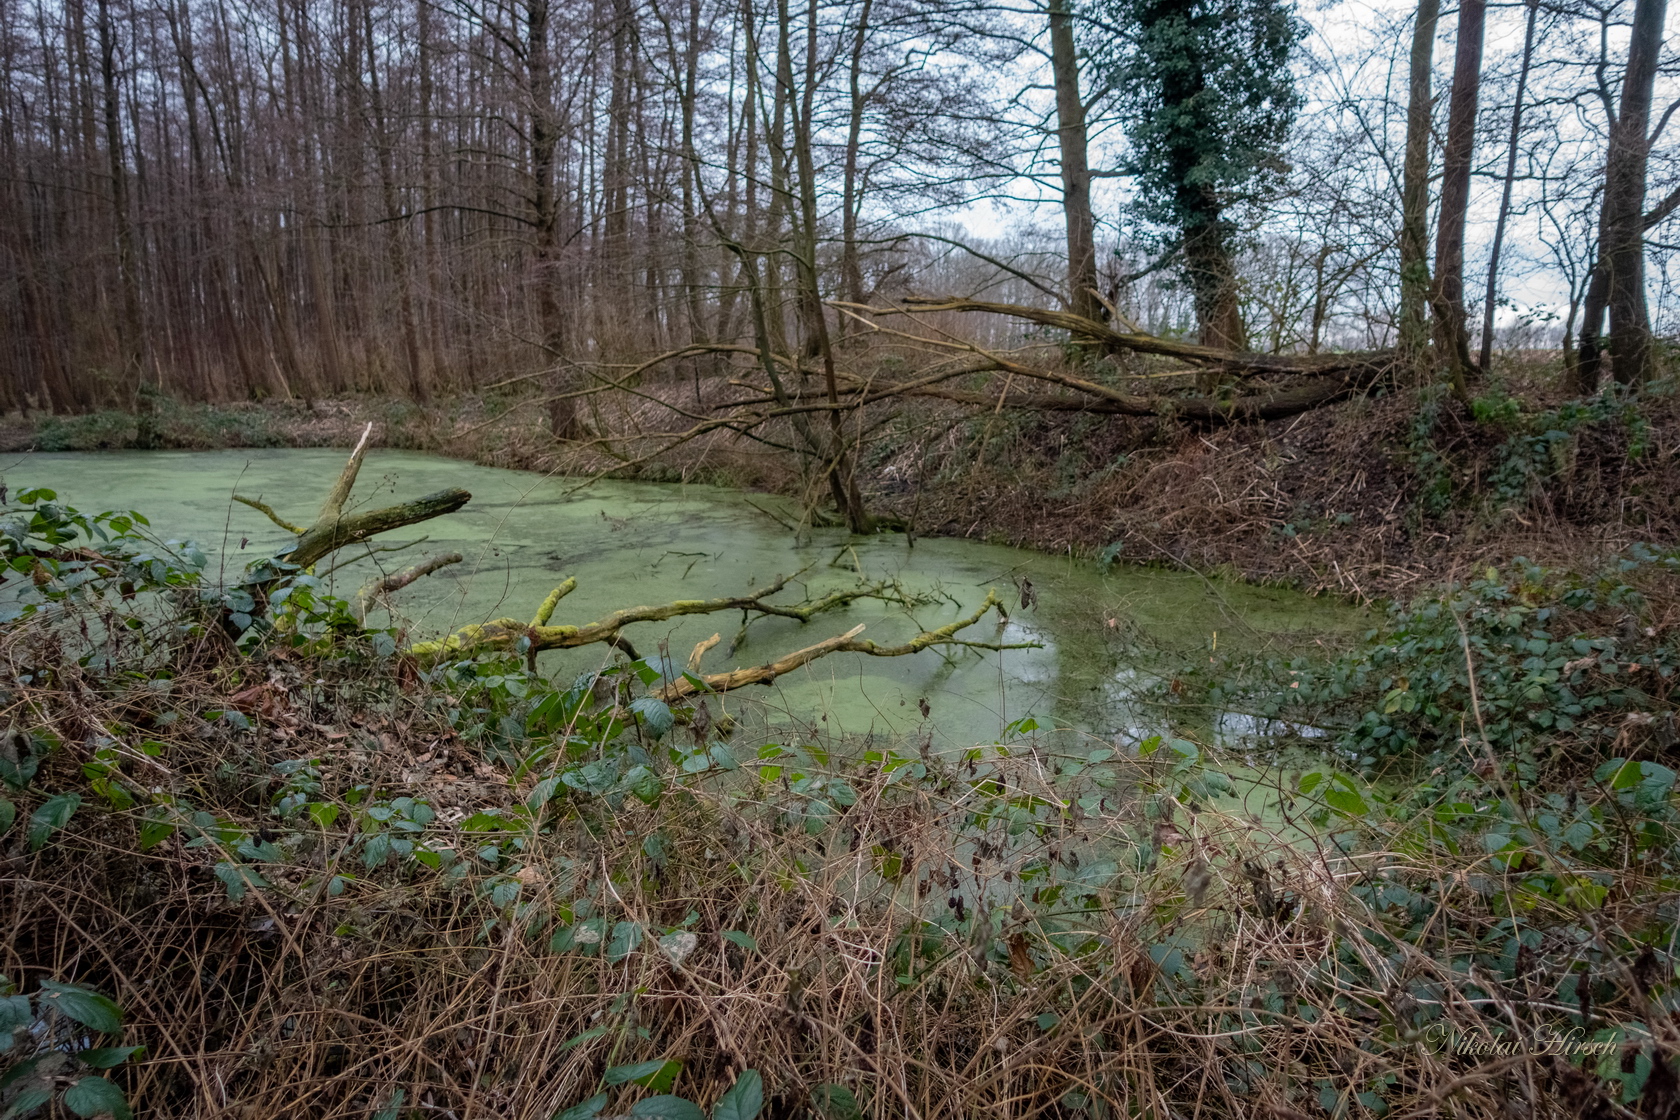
left=1085, top=0, right=1301, bottom=371
left=1184, top=212, right=1246, bottom=355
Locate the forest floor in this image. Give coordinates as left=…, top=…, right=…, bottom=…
left=4, top=405, right=1680, bottom=1119
left=4, top=356, right=1677, bottom=602
left=6, top=370, right=1680, bottom=1118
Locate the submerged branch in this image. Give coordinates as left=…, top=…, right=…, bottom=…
left=405, top=573, right=802, bottom=663
left=232, top=496, right=307, bottom=535
left=354, top=553, right=463, bottom=623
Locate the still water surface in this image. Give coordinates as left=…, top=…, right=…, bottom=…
left=8, top=449, right=1367, bottom=749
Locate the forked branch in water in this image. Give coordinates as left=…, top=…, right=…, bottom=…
left=353, top=553, right=464, bottom=623
left=406, top=577, right=1034, bottom=698
left=654, top=590, right=1029, bottom=701
left=234, top=423, right=472, bottom=573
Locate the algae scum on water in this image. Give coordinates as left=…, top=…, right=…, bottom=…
left=8, top=448, right=1367, bottom=750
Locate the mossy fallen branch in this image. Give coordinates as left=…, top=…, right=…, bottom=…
left=234, top=423, right=471, bottom=573
left=403, top=579, right=1030, bottom=694
left=654, top=590, right=1027, bottom=700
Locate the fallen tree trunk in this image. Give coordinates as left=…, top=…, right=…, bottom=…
left=865, top=297, right=1392, bottom=376
left=861, top=373, right=1385, bottom=423
left=822, top=298, right=1395, bottom=426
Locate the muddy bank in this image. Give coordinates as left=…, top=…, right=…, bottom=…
left=5, top=366, right=1676, bottom=600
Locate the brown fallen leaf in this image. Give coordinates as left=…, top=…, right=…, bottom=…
left=1007, top=931, right=1034, bottom=981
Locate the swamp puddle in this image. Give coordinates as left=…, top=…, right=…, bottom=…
left=6, top=448, right=1369, bottom=759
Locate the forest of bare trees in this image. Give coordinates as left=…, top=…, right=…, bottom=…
left=0, top=0, right=1676, bottom=416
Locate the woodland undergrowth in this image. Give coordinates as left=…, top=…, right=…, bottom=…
left=1, top=481, right=1679, bottom=1119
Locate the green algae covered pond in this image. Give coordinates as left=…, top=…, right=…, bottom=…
left=4, top=448, right=1370, bottom=751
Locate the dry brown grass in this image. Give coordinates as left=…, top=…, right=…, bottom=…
left=6, top=360, right=1680, bottom=1118
left=3, top=586, right=1677, bottom=1120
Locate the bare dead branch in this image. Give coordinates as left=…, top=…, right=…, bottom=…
left=354, top=553, right=464, bottom=623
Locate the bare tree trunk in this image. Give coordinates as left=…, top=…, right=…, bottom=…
left=679, top=0, right=706, bottom=352
left=417, top=0, right=446, bottom=388
left=713, top=4, right=750, bottom=345
left=1478, top=0, right=1537, bottom=372
left=362, top=2, right=429, bottom=404
left=1602, top=0, right=1665, bottom=386
left=95, top=0, right=144, bottom=405
left=786, top=0, right=870, bottom=532
left=604, top=0, right=634, bottom=319
left=761, top=0, right=793, bottom=359
left=1398, top=52, right=1432, bottom=392
left=1417, top=0, right=1485, bottom=401
left=1048, top=0, right=1099, bottom=324
left=523, top=0, right=576, bottom=438
left=1427, top=0, right=1484, bottom=395
left=839, top=0, right=874, bottom=305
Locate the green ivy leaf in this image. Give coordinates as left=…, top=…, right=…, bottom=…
left=137, top=817, right=174, bottom=852
left=812, top=1084, right=862, bottom=1120
left=213, top=861, right=269, bottom=901
left=630, top=697, right=674, bottom=739
left=28, top=792, right=81, bottom=851
left=559, top=1024, right=608, bottom=1050
left=713, top=1069, right=764, bottom=1120
left=721, top=930, right=758, bottom=952
left=5, top=1087, right=53, bottom=1115
left=625, top=765, right=664, bottom=804
left=0, top=992, right=31, bottom=1033
left=37, top=980, right=121, bottom=1035
left=605, top=1059, right=681, bottom=1092
left=0, top=1056, right=43, bottom=1092
left=628, top=1095, right=704, bottom=1120
left=526, top=776, right=562, bottom=811
left=373, top=1088, right=406, bottom=1120
left=606, top=920, right=643, bottom=962
left=1323, top=788, right=1368, bottom=817
left=554, top=1093, right=609, bottom=1120
left=78, top=1046, right=144, bottom=1069
left=362, top=833, right=393, bottom=869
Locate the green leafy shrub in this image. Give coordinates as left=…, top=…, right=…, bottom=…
left=1247, top=554, right=1677, bottom=770
left=5, top=491, right=1679, bottom=1118
left=0, top=977, right=140, bottom=1120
